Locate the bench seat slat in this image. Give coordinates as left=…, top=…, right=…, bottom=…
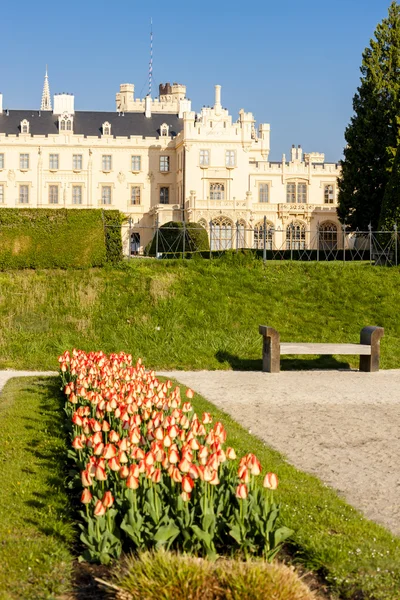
left=280, top=343, right=371, bottom=356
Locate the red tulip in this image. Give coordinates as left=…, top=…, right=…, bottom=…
left=186, top=388, right=194, bottom=399
left=238, top=465, right=250, bottom=483
left=81, top=470, right=93, bottom=487
left=81, top=489, right=92, bottom=504
left=263, top=472, right=279, bottom=490
left=108, top=457, right=121, bottom=472
left=180, top=491, right=191, bottom=502
left=120, top=465, right=129, bottom=479
left=151, top=468, right=161, bottom=483
left=102, top=444, right=117, bottom=459
left=226, top=447, right=237, bottom=460
left=126, top=475, right=139, bottom=489
left=102, top=491, right=114, bottom=508
left=182, top=475, right=194, bottom=493
left=95, top=465, right=107, bottom=481
left=72, top=436, right=84, bottom=450
left=236, top=484, right=248, bottom=499
left=94, top=500, right=106, bottom=516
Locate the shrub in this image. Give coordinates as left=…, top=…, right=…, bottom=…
left=0, top=208, right=123, bottom=269
left=103, top=210, right=124, bottom=264
left=115, top=551, right=317, bottom=600
left=60, top=350, right=292, bottom=565
left=147, top=221, right=209, bottom=257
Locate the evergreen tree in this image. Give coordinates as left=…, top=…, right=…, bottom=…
left=338, top=1, right=400, bottom=231
left=378, top=140, right=400, bottom=231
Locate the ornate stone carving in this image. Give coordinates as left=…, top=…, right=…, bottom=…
left=7, top=170, right=15, bottom=182
left=117, top=171, right=126, bottom=184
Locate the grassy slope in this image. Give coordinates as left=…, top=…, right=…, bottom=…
left=0, top=258, right=400, bottom=371
left=0, top=377, right=74, bottom=600
left=185, top=383, right=400, bottom=600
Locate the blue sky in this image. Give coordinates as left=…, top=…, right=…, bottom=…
left=0, top=0, right=391, bottom=161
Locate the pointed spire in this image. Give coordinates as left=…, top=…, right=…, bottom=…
left=41, top=65, right=52, bottom=111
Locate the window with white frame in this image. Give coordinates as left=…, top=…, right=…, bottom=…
left=49, top=185, right=59, bottom=204
left=0, top=154, right=4, bottom=169
left=0, top=184, right=4, bottom=204
left=131, top=156, right=141, bottom=171
left=49, top=154, right=59, bottom=170
left=254, top=221, right=274, bottom=250
left=211, top=216, right=233, bottom=251
left=19, top=154, right=29, bottom=169
left=131, top=186, right=141, bottom=205
left=199, top=150, right=210, bottom=166
left=258, top=183, right=269, bottom=203
left=20, top=119, right=29, bottom=134
left=73, top=154, right=83, bottom=170
left=319, top=222, right=338, bottom=250
left=72, top=185, right=83, bottom=205
left=160, top=187, right=169, bottom=204
left=160, top=156, right=170, bottom=172
left=103, top=122, right=111, bottom=135
left=225, top=150, right=236, bottom=167
left=286, top=181, right=307, bottom=203
left=102, top=155, right=112, bottom=171
left=324, top=184, right=335, bottom=204
left=19, top=185, right=29, bottom=204
left=286, top=221, right=306, bottom=249
left=160, top=123, right=169, bottom=137
left=209, top=182, right=225, bottom=200
left=101, top=186, right=112, bottom=205
left=59, top=114, right=73, bottom=132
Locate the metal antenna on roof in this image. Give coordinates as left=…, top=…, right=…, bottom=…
left=148, top=18, right=153, bottom=97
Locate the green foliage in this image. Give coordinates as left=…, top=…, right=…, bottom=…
left=147, top=221, right=210, bottom=257
left=102, top=209, right=124, bottom=264
left=0, top=208, right=123, bottom=269
left=379, top=143, right=400, bottom=232
left=338, top=1, right=400, bottom=230
left=115, top=550, right=317, bottom=600
left=0, top=377, right=74, bottom=600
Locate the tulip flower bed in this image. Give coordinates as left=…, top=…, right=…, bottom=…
left=60, top=349, right=292, bottom=565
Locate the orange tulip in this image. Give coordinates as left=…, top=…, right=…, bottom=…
left=236, top=484, right=248, bottom=499
left=119, top=465, right=129, bottom=479
left=226, top=447, right=237, bottom=460
left=94, top=500, right=106, bottom=516
left=81, top=470, right=93, bottom=487
left=186, top=388, right=194, bottom=399
left=263, top=472, right=279, bottom=490
left=81, top=489, right=92, bottom=504
left=182, top=475, right=194, bottom=493
left=95, top=465, right=107, bottom=481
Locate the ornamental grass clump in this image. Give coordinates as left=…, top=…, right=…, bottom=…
left=60, top=349, right=292, bottom=564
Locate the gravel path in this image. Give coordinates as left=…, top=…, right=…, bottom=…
left=2, top=368, right=399, bottom=536
left=159, top=369, right=400, bottom=537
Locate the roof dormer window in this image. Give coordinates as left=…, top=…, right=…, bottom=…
left=103, top=122, right=111, bottom=136
left=160, top=123, right=169, bottom=137
left=21, top=119, right=30, bottom=134
left=59, top=113, right=73, bottom=133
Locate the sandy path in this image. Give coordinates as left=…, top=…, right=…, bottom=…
left=159, top=370, right=400, bottom=537
left=0, top=370, right=58, bottom=393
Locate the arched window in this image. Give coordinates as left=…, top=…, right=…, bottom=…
left=211, top=216, right=233, bottom=251
left=20, top=120, right=29, bottom=134
left=254, top=221, right=274, bottom=250
left=59, top=113, right=73, bottom=133
left=197, top=219, right=208, bottom=230
left=319, top=222, right=338, bottom=250
left=160, top=123, right=170, bottom=137
left=286, top=221, right=306, bottom=250
left=209, top=183, right=225, bottom=200
left=130, top=232, right=140, bottom=256
left=103, top=122, right=111, bottom=136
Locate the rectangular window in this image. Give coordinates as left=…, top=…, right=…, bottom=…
left=324, top=184, right=334, bottom=204
left=209, top=183, right=225, bottom=200
left=259, top=183, right=269, bottom=203
left=0, top=184, right=4, bottom=204
left=19, top=185, right=29, bottom=204
left=160, top=187, right=169, bottom=204
left=160, top=156, right=170, bottom=172
left=200, top=150, right=210, bottom=166
left=72, top=185, right=82, bottom=205
left=73, top=154, right=83, bottom=170
left=49, top=185, right=59, bottom=204
left=225, top=150, right=236, bottom=167
left=19, top=154, right=29, bottom=169
left=102, top=155, right=112, bottom=171
left=297, top=183, right=307, bottom=204
left=101, top=186, right=112, bottom=205
left=131, top=186, right=141, bottom=205
left=0, top=154, right=4, bottom=169
left=286, top=183, right=296, bottom=203
left=131, top=155, right=141, bottom=171
left=49, top=154, right=59, bottom=170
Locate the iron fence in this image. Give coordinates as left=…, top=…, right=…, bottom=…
left=117, top=219, right=400, bottom=266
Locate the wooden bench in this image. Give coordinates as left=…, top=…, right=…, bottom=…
left=258, top=326, right=384, bottom=373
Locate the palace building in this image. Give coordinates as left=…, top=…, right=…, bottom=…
left=0, top=70, right=341, bottom=254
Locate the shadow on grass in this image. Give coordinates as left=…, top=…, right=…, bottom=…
left=216, top=350, right=352, bottom=371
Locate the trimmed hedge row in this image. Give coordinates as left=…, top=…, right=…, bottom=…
left=146, top=221, right=210, bottom=257
left=0, top=208, right=123, bottom=269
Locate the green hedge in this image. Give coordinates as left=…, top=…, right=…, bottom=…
left=0, top=208, right=123, bottom=269
left=147, top=221, right=210, bottom=257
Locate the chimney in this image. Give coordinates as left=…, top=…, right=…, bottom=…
left=145, top=95, right=152, bottom=118
left=297, top=144, right=303, bottom=161
left=214, top=85, right=222, bottom=116
left=291, top=144, right=297, bottom=162
left=0, top=93, right=2, bottom=114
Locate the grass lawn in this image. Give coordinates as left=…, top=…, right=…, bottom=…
left=0, top=377, right=74, bottom=600
left=0, top=258, right=400, bottom=371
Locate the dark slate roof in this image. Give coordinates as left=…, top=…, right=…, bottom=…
left=0, top=110, right=183, bottom=138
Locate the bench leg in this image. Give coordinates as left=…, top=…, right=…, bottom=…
left=359, top=326, right=384, bottom=372
left=260, top=329, right=280, bottom=373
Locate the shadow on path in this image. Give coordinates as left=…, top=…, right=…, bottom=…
left=215, top=350, right=352, bottom=371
